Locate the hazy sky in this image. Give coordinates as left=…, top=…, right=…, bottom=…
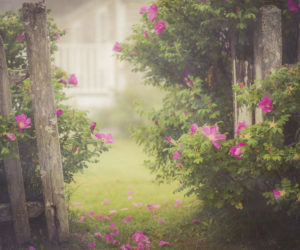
left=0, top=0, right=86, bottom=17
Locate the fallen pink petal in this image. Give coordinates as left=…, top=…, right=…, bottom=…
left=88, top=241, right=96, bottom=249
left=111, top=229, right=119, bottom=236
left=105, top=234, right=113, bottom=242
left=94, top=232, right=102, bottom=238
left=113, top=240, right=120, bottom=246
left=174, top=200, right=182, bottom=207
left=158, top=217, right=166, bottom=223
left=109, top=210, right=117, bottom=215
left=78, top=216, right=85, bottom=223
left=97, top=214, right=105, bottom=220
left=70, top=201, right=82, bottom=206
left=108, top=223, right=116, bottom=230
left=159, top=240, right=169, bottom=246
left=133, top=202, right=143, bottom=208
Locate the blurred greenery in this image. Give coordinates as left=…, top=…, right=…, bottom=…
left=95, top=81, right=164, bottom=138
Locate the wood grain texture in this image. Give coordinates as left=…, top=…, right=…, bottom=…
left=254, top=5, right=282, bottom=123
left=22, top=1, right=69, bottom=242
left=231, top=33, right=254, bottom=132
left=0, top=202, right=44, bottom=222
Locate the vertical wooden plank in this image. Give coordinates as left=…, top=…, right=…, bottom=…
left=297, top=20, right=300, bottom=62
left=254, top=5, right=282, bottom=123
left=22, top=1, right=69, bottom=242
left=231, top=34, right=253, bottom=132
left=0, top=35, right=31, bottom=244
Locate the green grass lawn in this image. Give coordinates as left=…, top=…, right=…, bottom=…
left=64, top=138, right=203, bottom=250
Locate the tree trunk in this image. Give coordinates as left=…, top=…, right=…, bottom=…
left=22, top=1, right=69, bottom=242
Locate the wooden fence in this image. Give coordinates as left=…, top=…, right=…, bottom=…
left=0, top=1, right=69, bottom=244
left=232, top=5, right=298, bottom=129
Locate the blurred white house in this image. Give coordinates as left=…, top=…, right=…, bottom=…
left=53, top=0, right=149, bottom=113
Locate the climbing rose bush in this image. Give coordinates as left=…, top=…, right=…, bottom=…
left=116, top=0, right=300, bottom=246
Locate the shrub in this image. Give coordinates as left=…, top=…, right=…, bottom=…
left=119, top=0, right=300, bottom=247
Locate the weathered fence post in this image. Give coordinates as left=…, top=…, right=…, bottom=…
left=231, top=34, right=254, bottom=131
left=22, top=1, right=69, bottom=242
left=254, top=5, right=282, bottom=123
left=0, top=35, right=31, bottom=244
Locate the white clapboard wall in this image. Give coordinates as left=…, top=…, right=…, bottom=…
left=54, top=43, right=126, bottom=110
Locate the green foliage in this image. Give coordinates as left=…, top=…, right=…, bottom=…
left=0, top=10, right=109, bottom=201
left=119, top=0, right=300, bottom=246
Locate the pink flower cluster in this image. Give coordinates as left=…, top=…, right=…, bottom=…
left=201, top=125, right=226, bottom=149
left=273, top=189, right=281, bottom=200
left=258, top=96, right=273, bottom=113
left=56, top=108, right=63, bottom=117
left=230, top=142, right=246, bottom=160
left=113, top=42, right=122, bottom=52
left=95, top=132, right=114, bottom=143
left=58, top=74, right=78, bottom=86
left=139, top=4, right=166, bottom=35
left=235, top=121, right=247, bottom=135
left=122, top=231, right=151, bottom=250
left=16, top=114, right=31, bottom=132
left=18, top=34, right=24, bottom=42
left=5, top=133, right=16, bottom=141
left=287, top=0, right=300, bottom=12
